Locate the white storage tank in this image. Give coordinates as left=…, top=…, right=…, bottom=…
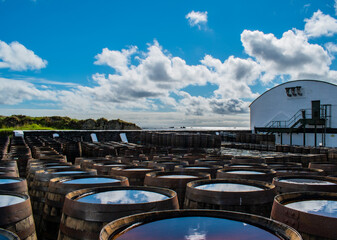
left=250, top=80, right=337, bottom=147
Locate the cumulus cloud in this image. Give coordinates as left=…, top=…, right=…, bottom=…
left=0, top=78, right=56, bottom=105
left=304, top=10, right=337, bottom=38
left=177, top=91, right=249, bottom=116
left=55, top=40, right=260, bottom=116
left=186, top=11, right=208, bottom=29
left=241, top=29, right=332, bottom=82
left=0, top=40, right=47, bottom=71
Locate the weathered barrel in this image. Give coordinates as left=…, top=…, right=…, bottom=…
left=100, top=209, right=302, bottom=240
left=231, top=156, right=265, bottom=164
left=266, top=162, right=302, bottom=169
left=273, top=175, right=337, bottom=194
left=308, top=162, right=337, bottom=176
left=58, top=186, right=179, bottom=240
left=110, top=166, right=163, bottom=186
left=149, top=160, right=189, bottom=171
left=217, top=168, right=276, bottom=182
left=0, top=177, right=28, bottom=194
left=0, top=191, right=37, bottom=240
left=273, top=167, right=325, bottom=177
left=41, top=175, right=129, bottom=240
left=271, top=191, right=337, bottom=240
left=92, top=161, right=128, bottom=175
left=224, top=163, right=268, bottom=169
left=30, top=168, right=97, bottom=231
left=174, top=164, right=222, bottom=178
left=144, top=171, right=211, bottom=207
left=185, top=179, right=276, bottom=217
left=0, top=228, right=20, bottom=240
left=0, top=170, right=18, bottom=178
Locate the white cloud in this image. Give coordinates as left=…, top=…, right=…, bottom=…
left=186, top=11, right=208, bottom=29
left=0, top=40, right=47, bottom=71
left=0, top=77, right=56, bottom=104
left=241, top=29, right=332, bottom=83
left=325, top=42, right=337, bottom=59
left=304, top=10, right=337, bottom=38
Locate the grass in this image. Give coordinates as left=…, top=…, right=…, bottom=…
left=0, top=124, right=56, bottom=131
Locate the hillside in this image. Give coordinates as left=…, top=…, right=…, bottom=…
left=0, top=115, right=141, bottom=130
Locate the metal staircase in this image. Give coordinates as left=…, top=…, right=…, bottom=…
left=255, top=103, right=332, bottom=146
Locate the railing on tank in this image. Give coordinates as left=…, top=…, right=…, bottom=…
left=265, top=104, right=331, bottom=128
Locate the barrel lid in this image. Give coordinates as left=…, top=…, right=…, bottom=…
left=285, top=199, right=337, bottom=218
left=100, top=210, right=302, bottom=240
left=195, top=183, right=264, bottom=192
left=63, top=177, right=121, bottom=184
left=0, top=194, right=25, bottom=207
left=77, top=189, right=169, bottom=204
left=0, top=177, right=22, bottom=184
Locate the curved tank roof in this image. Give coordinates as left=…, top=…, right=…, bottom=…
left=249, top=79, right=337, bottom=107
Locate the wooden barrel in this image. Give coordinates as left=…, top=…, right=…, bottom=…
left=271, top=191, right=337, bottom=240
left=217, top=168, right=276, bottom=183
left=309, top=162, right=337, bottom=176
left=266, top=162, right=302, bottom=169
left=224, top=163, right=268, bottom=169
left=0, top=170, right=18, bottom=178
left=0, top=228, right=20, bottom=240
left=100, top=209, right=302, bottom=240
left=0, top=191, right=37, bottom=240
left=231, top=156, right=265, bottom=164
left=144, top=171, right=211, bottom=207
left=185, top=179, right=276, bottom=217
left=0, top=161, right=19, bottom=176
left=58, top=186, right=179, bottom=240
left=110, top=166, right=163, bottom=186
left=0, top=177, right=28, bottom=194
left=41, top=175, right=129, bottom=240
left=149, top=160, right=189, bottom=171
left=30, top=169, right=97, bottom=231
left=92, top=162, right=129, bottom=175
left=273, top=175, right=337, bottom=194
left=174, top=164, right=222, bottom=179
left=273, top=167, right=325, bottom=177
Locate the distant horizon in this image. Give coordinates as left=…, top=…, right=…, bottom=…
left=1, top=0, right=337, bottom=128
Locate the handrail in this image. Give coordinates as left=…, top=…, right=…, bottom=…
left=265, top=105, right=329, bottom=128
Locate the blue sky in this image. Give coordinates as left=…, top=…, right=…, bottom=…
left=1, top=0, right=337, bottom=128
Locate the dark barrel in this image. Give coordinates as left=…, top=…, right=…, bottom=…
left=0, top=191, right=37, bottom=240
left=0, top=228, right=20, bottom=240
left=41, top=175, right=129, bottom=240
left=144, top=171, right=211, bottom=207
left=308, top=162, right=337, bottom=176
left=174, top=164, right=222, bottom=178
left=217, top=168, right=276, bottom=182
left=0, top=177, right=28, bottom=194
left=273, top=175, right=337, bottom=194
left=110, top=166, right=163, bottom=186
left=100, top=210, right=302, bottom=240
left=58, top=186, right=179, bottom=240
left=184, top=179, right=276, bottom=217
left=30, top=168, right=97, bottom=231
left=271, top=191, right=337, bottom=240
left=273, top=167, right=325, bottom=177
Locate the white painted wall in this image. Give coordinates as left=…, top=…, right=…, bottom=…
left=250, top=80, right=337, bottom=147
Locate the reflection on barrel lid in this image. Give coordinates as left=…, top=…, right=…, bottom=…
left=226, top=170, right=265, bottom=175
left=113, top=216, right=280, bottom=240
left=286, top=200, right=337, bottom=218
left=0, top=194, right=25, bottom=207
left=77, top=189, right=169, bottom=204
left=0, top=179, right=21, bottom=184
left=279, top=178, right=336, bottom=185
left=157, top=175, right=198, bottom=179
left=63, top=177, right=120, bottom=184
left=195, top=183, right=263, bottom=192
